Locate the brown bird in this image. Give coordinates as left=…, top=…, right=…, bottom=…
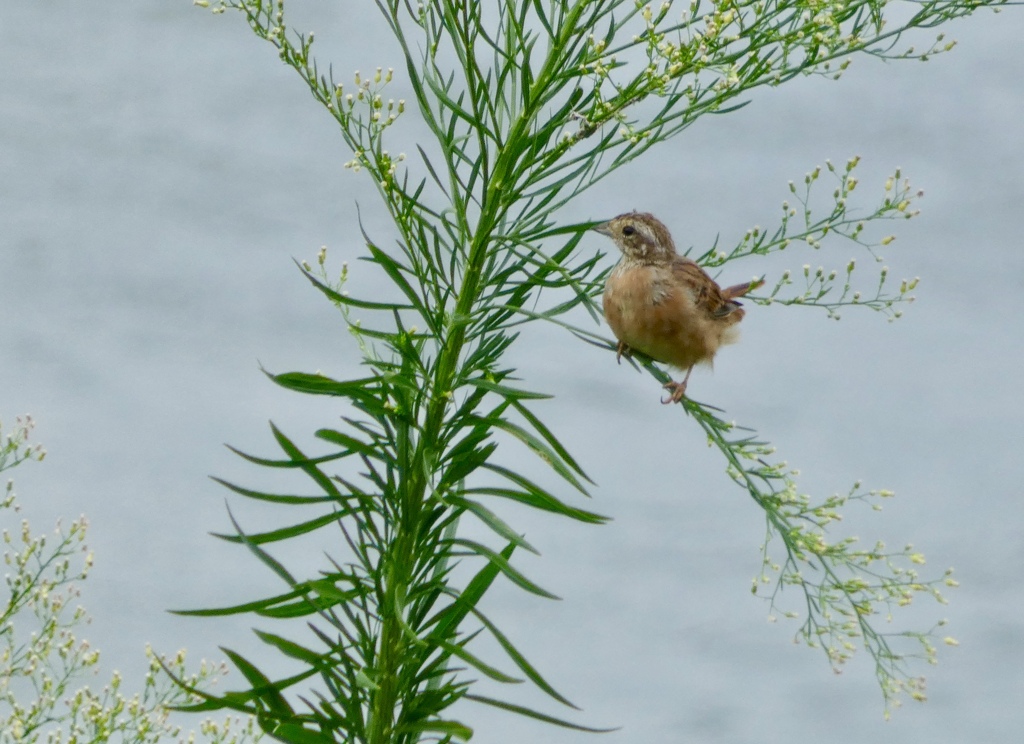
left=596, top=211, right=762, bottom=403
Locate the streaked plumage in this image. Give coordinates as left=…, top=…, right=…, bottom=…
left=596, top=211, right=761, bottom=402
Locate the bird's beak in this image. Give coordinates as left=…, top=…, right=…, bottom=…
left=592, top=221, right=613, bottom=237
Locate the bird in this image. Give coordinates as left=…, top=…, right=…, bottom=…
left=596, top=211, right=762, bottom=404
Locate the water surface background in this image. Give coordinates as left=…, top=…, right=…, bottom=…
left=2, top=2, right=1023, bottom=742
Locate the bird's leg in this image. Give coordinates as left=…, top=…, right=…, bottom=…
left=615, top=340, right=633, bottom=364
left=661, top=367, right=694, bottom=404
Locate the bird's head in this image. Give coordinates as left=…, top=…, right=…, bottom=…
left=593, top=211, right=677, bottom=264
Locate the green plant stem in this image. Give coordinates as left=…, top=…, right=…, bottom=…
left=366, top=9, right=590, bottom=739
left=369, top=599, right=401, bottom=744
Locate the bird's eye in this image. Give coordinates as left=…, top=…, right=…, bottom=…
left=622, top=225, right=635, bottom=236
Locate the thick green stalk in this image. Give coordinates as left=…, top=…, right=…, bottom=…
left=368, top=580, right=404, bottom=744
left=366, top=5, right=589, bottom=741
left=421, top=0, right=588, bottom=440
left=368, top=411, right=419, bottom=744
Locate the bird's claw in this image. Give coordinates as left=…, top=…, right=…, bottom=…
left=660, top=381, right=687, bottom=404
left=615, top=341, right=633, bottom=364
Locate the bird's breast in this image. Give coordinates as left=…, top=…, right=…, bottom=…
left=602, top=262, right=735, bottom=369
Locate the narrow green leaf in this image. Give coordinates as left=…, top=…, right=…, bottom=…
left=315, top=428, right=392, bottom=463
left=449, top=538, right=559, bottom=600
left=478, top=463, right=608, bottom=523
left=268, top=371, right=382, bottom=399
left=466, top=484, right=606, bottom=524
left=438, top=437, right=496, bottom=488
left=365, top=242, right=432, bottom=323
left=459, top=596, right=577, bottom=709
left=484, top=416, right=589, bottom=495
left=429, top=543, right=514, bottom=644
left=270, top=723, right=338, bottom=744
left=209, top=476, right=334, bottom=506
left=221, top=647, right=295, bottom=717
left=171, top=586, right=308, bottom=617
left=355, top=670, right=379, bottom=690
left=447, top=495, right=538, bottom=555
left=296, top=259, right=412, bottom=310
left=257, top=595, right=358, bottom=619
left=254, top=630, right=324, bottom=666
left=416, top=144, right=452, bottom=199
left=212, top=510, right=344, bottom=545
left=269, top=422, right=345, bottom=500
left=225, top=506, right=297, bottom=586
left=434, top=636, right=523, bottom=684
left=224, top=443, right=348, bottom=470
left=464, top=694, right=618, bottom=733
left=310, top=577, right=364, bottom=603
left=397, top=719, right=473, bottom=742
left=463, top=376, right=552, bottom=400
left=509, top=398, right=592, bottom=483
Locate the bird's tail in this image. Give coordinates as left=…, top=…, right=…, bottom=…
left=721, top=278, right=765, bottom=301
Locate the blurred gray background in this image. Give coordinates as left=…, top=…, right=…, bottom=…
left=2, top=2, right=1022, bottom=742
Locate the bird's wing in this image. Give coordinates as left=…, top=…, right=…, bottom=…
left=670, top=256, right=738, bottom=318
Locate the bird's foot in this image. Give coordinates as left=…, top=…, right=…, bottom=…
left=660, top=380, right=688, bottom=405
left=615, top=341, right=633, bottom=365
